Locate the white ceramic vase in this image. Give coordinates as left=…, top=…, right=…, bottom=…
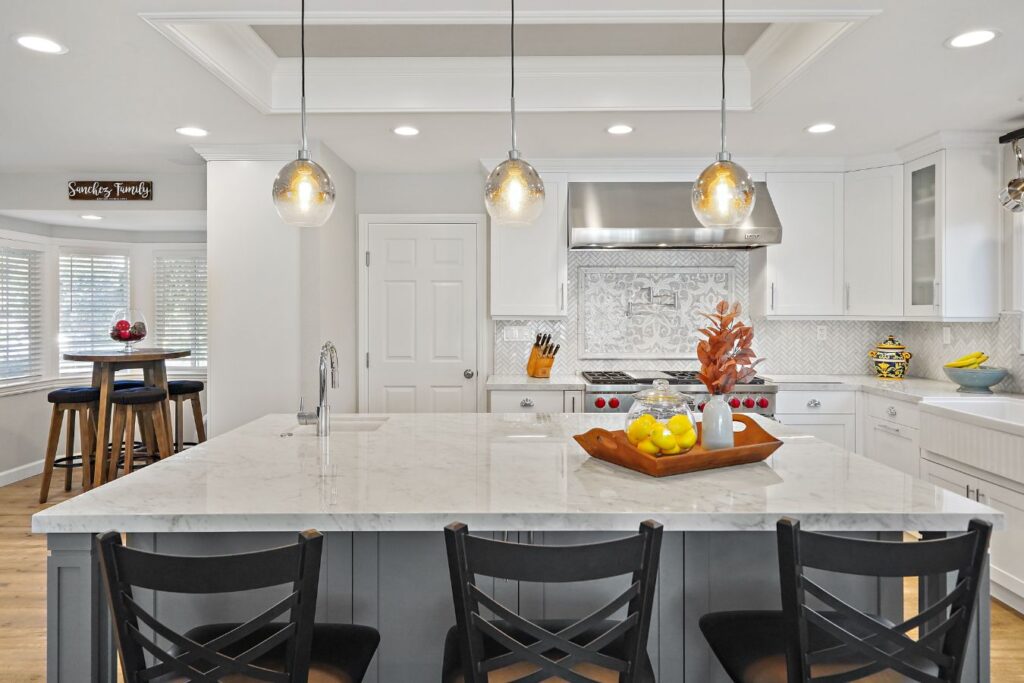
left=701, top=394, right=734, bottom=450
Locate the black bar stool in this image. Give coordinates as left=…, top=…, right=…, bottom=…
left=39, top=386, right=98, bottom=503
left=443, top=521, right=663, bottom=683
left=700, top=518, right=992, bottom=683
left=107, top=386, right=173, bottom=481
left=168, top=379, right=206, bottom=452
left=96, top=530, right=380, bottom=682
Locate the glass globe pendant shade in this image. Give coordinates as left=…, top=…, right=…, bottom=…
left=484, top=153, right=545, bottom=226
left=272, top=156, right=336, bottom=227
left=691, top=154, right=756, bottom=228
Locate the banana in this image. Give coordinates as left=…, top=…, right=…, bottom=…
left=964, top=354, right=989, bottom=369
left=945, top=352, right=985, bottom=368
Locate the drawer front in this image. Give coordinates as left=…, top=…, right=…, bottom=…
left=489, top=390, right=565, bottom=413
left=867, top=394, right=920, bottom=429
left=775, top=390, right=855, bottom=415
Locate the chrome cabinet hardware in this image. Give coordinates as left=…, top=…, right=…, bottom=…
left=887, top=406, right=897, bottom=417
left=806, top=398, right=822, bottom=408
left=520, top=398, right=534, bottom=408
left=464, top=369, right=475, bottom=379
left=560, top=283, right=566, bottom=311
left=877, top=423, right=901, bottom=435
left=965, top=485, right=973, bottom=499
left=770, top=282, right=776, bottom=312
left=844, top=283, right=850, bottom=311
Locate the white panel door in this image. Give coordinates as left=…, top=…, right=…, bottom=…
left=844, top=166, right=903, bottom=316
left=765, top=173, right=844, bottom=316
left=774, top=413, right=855, bottom=451
left=368, top=223, right=478, bottom=413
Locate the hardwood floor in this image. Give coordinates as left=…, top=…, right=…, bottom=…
left=2, top=472, right=1023, bottom=681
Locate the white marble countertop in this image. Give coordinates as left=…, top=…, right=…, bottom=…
left=486, top=375, right=586, bottom=390
left=32, top=413, right=1000, bottom=535
left=764, top=374, right=1022, bottom=402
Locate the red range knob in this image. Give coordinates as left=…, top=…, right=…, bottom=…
left=743, top=397, right=755, bottom=408
left=698, top=402, right=706, bottom=411
left=729, top=397, right=741, bottom=409
left=594, top=397, right=606, bottom=408
left=608, top=398, right=620, bottom=409
left=757, top=397, right=770, bottom=409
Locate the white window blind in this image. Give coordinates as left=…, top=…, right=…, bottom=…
left=59, top=252, right=130, bottom=372
left=154, top=254, right=207, bottom=367
left=0, top=246, right=43, bottom=382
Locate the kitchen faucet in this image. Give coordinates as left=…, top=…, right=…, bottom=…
left=297, top=341, right=339, bottom=436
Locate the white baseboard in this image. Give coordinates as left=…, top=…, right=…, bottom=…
left=992, top=577, right=1024, bottom=617
left=0, top=458, right=44, bottom=488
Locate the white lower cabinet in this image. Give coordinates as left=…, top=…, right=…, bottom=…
left=488, top=389, right=582, bottom=413
left=922, top=457, right=1024, bottom=612
left=563, top=390, right=583, bottom=413
left=864, top=416, right=920, bottom=477
left=775, top=413, right=856, bottom=451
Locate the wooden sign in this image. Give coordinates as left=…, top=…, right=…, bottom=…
left=68, top=180, right=153, bottom=201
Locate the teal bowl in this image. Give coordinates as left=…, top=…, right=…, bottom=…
left=943, top=366, right=1009, bottom=394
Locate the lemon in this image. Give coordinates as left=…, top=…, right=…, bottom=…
left=636, top=439, right=660, bottom=455
left=660, top=443, right=682, bottom=455
left=667, top=414, right=694, bottom=436
left=676, top=430, right=697, bottom=450
left=627, top=418, right=654, bottom=445
left=650, top=424, right=677, bottom=451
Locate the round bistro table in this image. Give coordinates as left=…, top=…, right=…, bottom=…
left=62, top=348, right=190, bottom=485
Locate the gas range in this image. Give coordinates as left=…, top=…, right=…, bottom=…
left=580, top=370, right=777, bottom=417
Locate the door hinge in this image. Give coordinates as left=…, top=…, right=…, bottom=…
left=365, top=251, right=370, bottom=267
left=365, top=352, right=370, bottom=368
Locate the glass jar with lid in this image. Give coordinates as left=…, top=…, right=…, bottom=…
left=625, top=379, right=698, bottom=455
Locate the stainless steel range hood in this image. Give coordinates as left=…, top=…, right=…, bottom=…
left=568, top=181, right=781, bottom=249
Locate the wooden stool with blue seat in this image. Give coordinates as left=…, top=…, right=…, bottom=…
left=168, top=379, right=206, bottom=452
left=39, top=386, right=99, bottom=503
left=106, top=386, right=174, bottom=481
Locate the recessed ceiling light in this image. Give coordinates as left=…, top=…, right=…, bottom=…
left=806, top=122, right=836, bottom=134
left=175, top=126, right=208, bottom=137
left=80, top=214, right=103, bottom=221
left=393, top=126, right=420, bottom=136
left=15, top=35, right=68, bottom=54
left=946, top=29, right=997, bottom=48
left=607, top=124, right=634, bottom=135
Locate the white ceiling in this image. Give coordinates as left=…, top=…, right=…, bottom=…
left=1, top=0, right=1023, bottom=176
left=0, top=210, right=207, bottom=231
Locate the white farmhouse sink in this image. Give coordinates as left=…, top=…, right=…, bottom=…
left=919, top=397, right=1024, bottom=487
left=923, top=397, right=1024, bottom=432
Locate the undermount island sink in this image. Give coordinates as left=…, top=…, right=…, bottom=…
left=290, top=415, right=389, bottom=435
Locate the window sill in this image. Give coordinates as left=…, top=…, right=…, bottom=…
left=0, top=370, right=209, bottom=399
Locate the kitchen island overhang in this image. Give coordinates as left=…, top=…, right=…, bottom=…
left=34, top=413, right=1002, bottom=683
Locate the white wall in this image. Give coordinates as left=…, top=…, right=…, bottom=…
left=206, top=159, right=301, bottom=435
left=356, top=172, right=484, bottom=214
left=0, top=171, right=205, bottom=211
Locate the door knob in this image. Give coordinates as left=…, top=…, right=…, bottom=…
left=464, top=369, right=475, bottom=379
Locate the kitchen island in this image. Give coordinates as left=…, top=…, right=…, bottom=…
left=33, top=412, right=1001, bottom=683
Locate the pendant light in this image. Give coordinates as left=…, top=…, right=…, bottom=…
left=999, top=139, right=1024, bottom=213
left=484, top=0, right=545, bottom=226
left=272, top=0, right=336, bottom=227
left=692, top=0, right=755, bottom=228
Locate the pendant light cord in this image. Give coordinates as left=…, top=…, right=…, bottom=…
left=300, top=0, right=308, bottom=154
left=719, top=0, right=727, bottom=155
left=509, top=0, right=518, bottom=154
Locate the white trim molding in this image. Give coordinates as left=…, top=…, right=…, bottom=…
left=193, top=144, right=299, bottom=162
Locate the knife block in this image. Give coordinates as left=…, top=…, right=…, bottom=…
left=527, top=353, right=554, bottom=378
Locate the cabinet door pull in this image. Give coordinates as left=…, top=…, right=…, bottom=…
left=887, top=406, right=897, bottom=417
left=520, top=398, right=534, bottom=408
left=806, top=398, right=822, bottom=408
left=770, top=282, right=776, bottom=312
left=877, top=423, right=901, bottom=435
left=965, top=485, right=972, bottom=499
left=844, top=283, right=850, bottom=311
left=560, top=283, right=566, bottom=312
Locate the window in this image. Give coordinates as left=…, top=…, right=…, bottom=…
left=154, top=253, right=207, bottom=367
left=59, top=251, right=130, bottom=372
left=0, top=245, right=43, bottom=382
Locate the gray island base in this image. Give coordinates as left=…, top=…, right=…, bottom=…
left=33, top=413, right=1002, bottom=683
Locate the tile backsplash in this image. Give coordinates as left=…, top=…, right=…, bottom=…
left=492, top=250, right=1023, bottom=392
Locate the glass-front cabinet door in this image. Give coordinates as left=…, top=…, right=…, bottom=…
left=904, top=151, right=945, bottom=316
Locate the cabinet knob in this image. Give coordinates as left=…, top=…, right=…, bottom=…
left=887, top=406, right=897, bottom=417
left=807, top=398, right=822, bottom=408
left=520, top=398, right=534, bottom=408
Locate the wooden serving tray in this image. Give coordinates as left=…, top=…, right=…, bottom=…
left=574, top=414, right=783, bottom=478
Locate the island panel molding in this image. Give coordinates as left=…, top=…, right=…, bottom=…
left=67, top=180, right=153, bottom=201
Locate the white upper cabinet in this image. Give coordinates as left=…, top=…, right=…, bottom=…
left=765, top=173, right=844, bottom=316
left=844, top=166, right=903, bottom=317
left=490, top=173, right=568, bottom=318
left=904, top=147, right=1000, bottom=320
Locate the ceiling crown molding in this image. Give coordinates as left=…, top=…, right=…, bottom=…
left=193, top=144, right=298, bottom=162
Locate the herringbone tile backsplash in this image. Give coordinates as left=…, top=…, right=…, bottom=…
left=493, top=251, right=1022, bottom=393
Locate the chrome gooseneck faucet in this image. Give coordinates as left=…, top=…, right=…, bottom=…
left=318, top=341, right=339, bottom=436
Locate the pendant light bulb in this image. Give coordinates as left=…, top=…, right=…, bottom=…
left=273, top=0, right=336, bottom=227
left=692, top=0, right=755, bottom=229
left=484, top=0, right=544, bottom=226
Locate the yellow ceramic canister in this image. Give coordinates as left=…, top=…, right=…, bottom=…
left=868, top=335, right=912, bottom=380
